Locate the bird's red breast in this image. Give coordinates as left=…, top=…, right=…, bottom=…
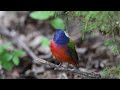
left=50, top=40, right=78, bottom=66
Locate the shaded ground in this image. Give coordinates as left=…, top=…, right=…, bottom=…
left=0, top=11, right=120, bottom=79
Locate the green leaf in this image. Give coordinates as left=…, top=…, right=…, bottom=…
left=100, top=66, right=120, bottom=77
left=30, top=11, right=55, bottom=20
left=0, top=46, right=4, bottom=54
left=104, top=41, right=114, bottom=46
left=1, top=53, right=13, bottom=61
left=0, top=61, right=1, bottom=65
left=41, top=37, right=50, bottom=48
left=0, top=42, right=11, bottom=54
left=14, top=50, right=26, bottom=57
left=100, top=69, right=109, bottom=77
left=50, top=17, right=65, bottom=29
left=2, top=60, right=14, bottom=71
left=12, top=56, right=20, bottom=66
left=111, top=47, right=119, bottom=53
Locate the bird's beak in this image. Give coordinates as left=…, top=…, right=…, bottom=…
left=64, top=31, right=69, bottom=37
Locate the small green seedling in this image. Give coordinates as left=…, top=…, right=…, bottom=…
left=0, top=42, right=26, bottom=71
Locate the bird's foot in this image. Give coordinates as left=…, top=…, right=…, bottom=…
left=54, top=63, right=62, bottom=70
left=58, top=63, right=62, bottom=67
left=74, top=66, right=80, bottom=72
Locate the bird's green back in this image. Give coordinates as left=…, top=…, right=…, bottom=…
left=67, top=39, right=79, bottom=65
left=67, top=39, right=76, bottom=49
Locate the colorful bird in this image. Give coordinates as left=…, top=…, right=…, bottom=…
left=50, top=29, right=80, bottom=68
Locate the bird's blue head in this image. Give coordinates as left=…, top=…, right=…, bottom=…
left=53, top=29, right=69, bottom=45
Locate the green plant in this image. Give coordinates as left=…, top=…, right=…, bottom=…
left=66, top=11, right=120, bottom=53
left=100, top=66, right=120, bottom=78
left=50, top=17, right=65, bottom=30
left=0, top=42, right=26, bottom=71
left=30, top=11, right=55, bottom=20
left=30, top=11, right=65, bottom=30
left=67, top=11, right=120, bottom=33
left=41, top=36, right=50, bottom=48
left=104, top=40, right=119, bottom=54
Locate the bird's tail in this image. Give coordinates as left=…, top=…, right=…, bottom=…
left=75, top=56, right=81, bottom=69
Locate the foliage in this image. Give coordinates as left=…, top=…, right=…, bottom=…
left=50, top=17, right=65, bottom=29
left=100, top=66, right=120, bottom=77
left=67, top=11, right=120, bottom=33
left=30, top=11, right=65, bottom=29
left=30, top=11, right=55, bottom=20
left=41, top=36, right=50, bottom=48
left=66, top=11, right=120, bottom=53
left=0, top=42, right=26, bottom=71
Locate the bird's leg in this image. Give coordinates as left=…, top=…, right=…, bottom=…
left=54, top=63, right=62, bottom=70
left=58, top=63, right=62, bottom=67
left=64, top=63, right=71, bottom=69
left=75, top=66, right=79, bottom=70
left=74, top=66, right=80, bottom=72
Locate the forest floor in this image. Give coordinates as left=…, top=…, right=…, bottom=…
left=0, top=11, right=119, bottom=79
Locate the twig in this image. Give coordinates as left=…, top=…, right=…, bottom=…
left=0, top=25, right=119, bottom=79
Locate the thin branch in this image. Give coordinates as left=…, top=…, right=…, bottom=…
left=0, top=25, right=119, bottom=79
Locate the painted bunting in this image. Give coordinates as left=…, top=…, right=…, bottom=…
left=50, top=29, right=80, bottom=68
